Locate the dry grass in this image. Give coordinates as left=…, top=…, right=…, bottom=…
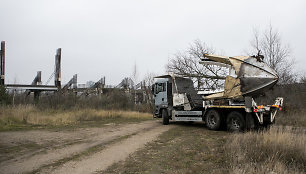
left=0, top=105, right=152, bottom=131
left=226, top=126, right=306, bottom=174
left=105, top=123, right=229, bottom=174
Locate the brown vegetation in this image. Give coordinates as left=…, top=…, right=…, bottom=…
left=0, top=105, right=152, bottom=131
left=11, top=90, right=137, bottom=110
left=255, top=82, right=306, bottom=128
left=226, top=126, right=306, bottom=173
left=103, top=122, right=306, bottom=174
left=276, top=111, right=306, bottom=128
left=0, top=88, right=154, bottom=131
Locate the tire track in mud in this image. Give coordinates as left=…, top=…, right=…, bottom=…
left=0, top=120, right=172, bottom=174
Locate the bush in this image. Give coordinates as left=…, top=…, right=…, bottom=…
left=255, top=83, right=306, bottom=112
left=9, top=89, right=152, bottom=113
left=0, top=85, right=11, bottom=105
left=276, top=110, right=306, bottom=127
left=252, top=83, right=306, bottom=127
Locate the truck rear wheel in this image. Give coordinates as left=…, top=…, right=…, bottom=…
left=227, top=111, right=245, bottom=132
left=205, top=109, right=221, bottom=130
left=162, top=109, right=169, bottom=125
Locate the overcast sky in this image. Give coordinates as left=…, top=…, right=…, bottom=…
left=0, top=0, right=305, bottom=86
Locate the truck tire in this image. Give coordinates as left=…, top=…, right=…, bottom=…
left=227, top=111, right=245, bottom=132
left=162, top=109, right=169, bottom=125
left=205, top=109, right=221, bottom=130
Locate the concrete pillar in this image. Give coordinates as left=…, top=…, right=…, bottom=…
left=0, top=41, right=5, bottom=85
left=55, top=48, right=61, bottom=90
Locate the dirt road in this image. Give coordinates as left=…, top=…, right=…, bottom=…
left=0, top=120, right=173, bottom=174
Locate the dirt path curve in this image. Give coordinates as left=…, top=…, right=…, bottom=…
left=0, top=120, right=173, bottom=174
left=49, top=124, right=173, bottom=174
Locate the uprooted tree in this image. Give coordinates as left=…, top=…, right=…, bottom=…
left=166, top=40, right=227, bottom=90
left=249, top=25, right=297, bottom=84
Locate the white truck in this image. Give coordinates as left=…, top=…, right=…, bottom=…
left=152, top=54, right=283, bottom=131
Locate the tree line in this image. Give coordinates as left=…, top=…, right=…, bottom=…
left=167, top=24, right=303, bottom=89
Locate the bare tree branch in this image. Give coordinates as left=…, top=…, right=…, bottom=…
left=142, top=72, right=157, bottom=87
left=249, top=24, right=296, bottom=84
left=300, top=74, right=306, bottom=83
left=167, top=40, right=226, bottom=89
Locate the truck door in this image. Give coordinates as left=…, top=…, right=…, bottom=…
left=154, top=82, right=167, bottom=107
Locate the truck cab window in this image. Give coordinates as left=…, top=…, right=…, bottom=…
left=155, top=83, right=166, bottom=94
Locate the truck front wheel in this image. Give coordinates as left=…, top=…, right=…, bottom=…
left=205, top=109, right=221, bottom=130
left=162, top=109, right=169, bottom=125
left=227, top=111, right=245, bottom=132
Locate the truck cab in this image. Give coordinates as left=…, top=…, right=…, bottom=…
left=152, top=77, right=171, bottom=118
left=152, top=75, right=204, bottom=125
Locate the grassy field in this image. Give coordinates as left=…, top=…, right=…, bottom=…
left=227, top=126, right=306, bottom=173
left=105, top=122, right=306, bottom=173
left=0, top=105, right=152, bottom=131
left=105, top=123, right=230, bottom=174
left=1, top=105, right=305, bottom=173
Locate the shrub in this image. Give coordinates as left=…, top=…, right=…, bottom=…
left=0, top=85, right=11, bottom=105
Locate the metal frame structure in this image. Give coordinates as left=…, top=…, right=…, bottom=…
left=1, top=41, right=61, bottom=101
left=1, top=40, right=152, bottom=104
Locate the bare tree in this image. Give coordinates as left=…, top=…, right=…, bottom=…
left=250, top=25, right=296, bottom=84
left=143, top=72, right=157, bottom=87
left=167, top=40, right=226, bottom=89
left=300, top=74, right=306, bottom=84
